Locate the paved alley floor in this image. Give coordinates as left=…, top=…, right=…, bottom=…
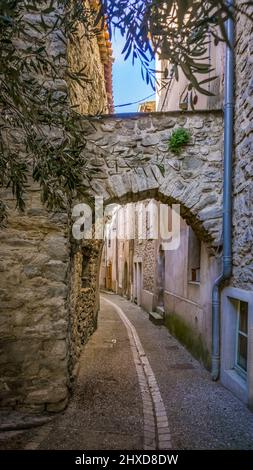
left=1, top=293, right=253, bottom=450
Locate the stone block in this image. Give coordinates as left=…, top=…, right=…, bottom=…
left=43, top=260, right=67, bottom=282
left=43, top=236, right=69, bottom=261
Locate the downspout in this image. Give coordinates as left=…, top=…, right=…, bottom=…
left=212, top=0, right=234, bottom=381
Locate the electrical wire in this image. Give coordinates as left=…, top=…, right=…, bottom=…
left=114, top=91, right=156, bottom=108
left=114, top=77, right=172, bottom=109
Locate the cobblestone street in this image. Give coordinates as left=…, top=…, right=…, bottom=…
left=1, top=293, right=253, bottom=450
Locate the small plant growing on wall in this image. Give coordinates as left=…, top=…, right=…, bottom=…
left=168, top=128, right=191, bottom=155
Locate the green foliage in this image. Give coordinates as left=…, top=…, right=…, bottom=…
left=104, top=1, right=252, bottom=104
left=0, top=0, right=102, bottom=224
left=168, top=128, right=191, bottom=155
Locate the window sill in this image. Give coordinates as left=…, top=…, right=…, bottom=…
left=221, top=368, right=248, bottom=404
left=188, top=281, right=200, bottom=286
left=234, top=365, right=247, bottom=381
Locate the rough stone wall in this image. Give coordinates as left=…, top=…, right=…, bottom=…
left=68, top=239, right=103, bottom=374
left=66, top=1, right=109, bottom=383
left=67, top=1, right=108, bottom=114
left=0, top=5, right=72, bottom=412
left=68, top=249, right=83, bottom=374
left=0, top=193, right=102, bottom=412
left=0, top=185, right=70, bottom=413
left=233, top=2, right=253, bottom=288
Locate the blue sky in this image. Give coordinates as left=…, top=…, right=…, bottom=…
left=112, top=31, right=155, bottom=113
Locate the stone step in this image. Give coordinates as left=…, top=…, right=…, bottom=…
left=149, top=311, right=164, bottom=326
left=156, top=306, right=165, bottom=317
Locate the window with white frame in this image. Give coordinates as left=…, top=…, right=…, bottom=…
left=220, top=288, right=252, bottom=404
left=235, top=300, right=248, bottom=378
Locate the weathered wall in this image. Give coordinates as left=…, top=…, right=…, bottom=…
left=219, top=2, right=253, bottom=404
left=67, top=1, right=108, bottom=114
left=0, top=189, right=103, bottom=412
left=66, top=1, right=109, bottom=383
left=233, top=2, right=253, bottom=288
left=0, top=6, right=71, bottom=412
left=0, top=185, right=70, bottom=412
left=130, top=206, right=219, bottom=367
left=116, top=240, right=133, bottom=298
left=68, top=238, right=103, bottom=373
left=134, top=239, right=157, bottom=294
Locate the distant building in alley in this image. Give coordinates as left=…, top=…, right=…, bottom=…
left=100, top=200, right=218, bottom=369
left=138, top=101, right=156, bottom=113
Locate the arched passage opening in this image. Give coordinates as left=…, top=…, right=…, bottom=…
left=69, top=175, right=222, bottom=384
left=95, top=196, right=220, bottom=368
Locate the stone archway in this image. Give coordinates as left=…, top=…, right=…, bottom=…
left=82, top=110, right=223, bottom=249
left=0, top=110, right=223, bottom=412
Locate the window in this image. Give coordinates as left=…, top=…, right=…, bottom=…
left=221, top=287, right=252, bottom=404
left=235, top=300, right=248, bottom=378
left=191, top=267, right=200, bottom=282
left=188, top=226, right=201, bottom=283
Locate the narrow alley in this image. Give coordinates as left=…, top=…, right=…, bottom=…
left=1, top=0, right=253, bottom=463
left=1, top=294, right=253, bottom=451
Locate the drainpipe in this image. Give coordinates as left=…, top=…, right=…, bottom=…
left=211, top=0, right=234, bottom=381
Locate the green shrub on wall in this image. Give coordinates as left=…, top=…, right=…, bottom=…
left=168, top=128, right=191, bottom=155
